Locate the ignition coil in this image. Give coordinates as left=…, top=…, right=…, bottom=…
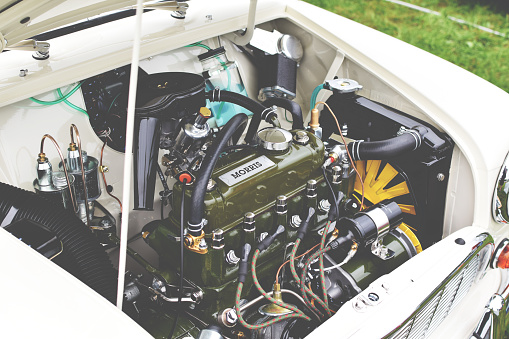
left=337, top=200, right=403, bottom=260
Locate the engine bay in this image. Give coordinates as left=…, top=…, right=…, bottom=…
left=0, top=22, right=456, bottom=339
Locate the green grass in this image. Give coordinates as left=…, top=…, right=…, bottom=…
left=304, top=0, right=509, bottom=92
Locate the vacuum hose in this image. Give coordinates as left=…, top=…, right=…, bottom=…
left=347, top=127, right=426, bottom=161
left=0, top=182, right=117, bottom=302
left=188, top=113, right=248, bottom=230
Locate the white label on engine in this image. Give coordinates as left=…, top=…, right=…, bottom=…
left=218, top=155, right=275, bottom=186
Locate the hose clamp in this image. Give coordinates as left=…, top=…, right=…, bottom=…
left=187, top=218, right=206, bottom=235
left=399, top=128, right=422, bottom=151
left=212, top=87, right=221, bottom=102
left=350, top=140, right=363, bottom=161
left=261, top=106, right=277, bottom=122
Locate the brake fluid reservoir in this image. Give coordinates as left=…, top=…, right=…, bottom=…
left=199, top=47, right=250, bottom=127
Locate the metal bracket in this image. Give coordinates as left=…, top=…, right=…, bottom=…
left=184, top=230, right=208, bottom=254
left=5, top=39, right=50, bottom=59
left=144, top=1, right=189, bottom=19
left=224, top=0, right=257, bottom=46
left=371, top=239, right=395, bottom=260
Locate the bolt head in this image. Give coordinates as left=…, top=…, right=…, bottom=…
left=198, top=238, right=207, bottom=249
left=368, top=293, right=379, bottom=302
left=290, top=215, right=302, bottom=228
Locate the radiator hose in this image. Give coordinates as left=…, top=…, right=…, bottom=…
left=262, top=97, right=304, bottom=130
left=0, top=182, right=117, bottom=303
left=347, top=126, right=427, bottom=161
left=188, top=113, right=248, bottom=231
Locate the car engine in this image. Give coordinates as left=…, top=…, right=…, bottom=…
left=0, top=29, right=455, bottom=339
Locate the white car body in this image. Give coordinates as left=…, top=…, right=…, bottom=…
left=0, top=0, right=508, bottom=338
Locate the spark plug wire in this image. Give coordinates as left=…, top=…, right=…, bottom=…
left=289, top=238, right=329, bottom=319
left=275, top=243, right=319, bottom=285
left=235, top=246, right=311, bottom=330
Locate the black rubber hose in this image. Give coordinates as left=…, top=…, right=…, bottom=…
left=262, top=97, right=304, bottom=130
left=205, top=90, right=265, bottom=143
left=0, top=182, right=117, bottom=302
left=347, top=128, right=425, bottom=161
left=168, top=178, right=187, bottom=339
left=188, top=113, right=248, bottom=227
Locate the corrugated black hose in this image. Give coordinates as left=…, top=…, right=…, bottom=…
left=0, top=182, right=117, bottom=303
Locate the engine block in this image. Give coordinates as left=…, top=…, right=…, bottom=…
left=143, top=130, right=328, bottom=319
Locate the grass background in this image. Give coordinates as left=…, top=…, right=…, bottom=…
left=304, top=0, right=509, bottom=92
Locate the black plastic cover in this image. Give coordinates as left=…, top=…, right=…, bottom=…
left=133, top=72, right=205, bottom=210
left=258, top=54, right=297, bottom=96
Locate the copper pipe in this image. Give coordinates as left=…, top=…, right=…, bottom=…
left=100, top=139, right=123, bottom=213
left=315, top=101, right=365, bottom=211
left=70, top=124, right=90, bottom=226
left=40, top=134, right=78, bottom=213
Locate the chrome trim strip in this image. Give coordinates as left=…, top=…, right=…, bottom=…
left=385, top=233, right=494, bottom=339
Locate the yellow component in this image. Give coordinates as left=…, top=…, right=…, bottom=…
left=184, top=231, right=208, bottom=254
left=99, top=165, right=109, bottom=173
left=199, top=106, right=212, bottom=117
left=142, top=231, right=150, bottom=239
left=354, top=160, right=412, bottom=208
left=398, top=204, right=416, bottom=215
left=398, top=223, right=422, bottom=253
left=353, top=160, right=421, bottom=253
left=331, top=227, right=339, bottom=240
left=68, top=142, right=76, bottom=151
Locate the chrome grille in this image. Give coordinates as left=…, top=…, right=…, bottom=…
left=387, top=249, right=483, bottom=339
